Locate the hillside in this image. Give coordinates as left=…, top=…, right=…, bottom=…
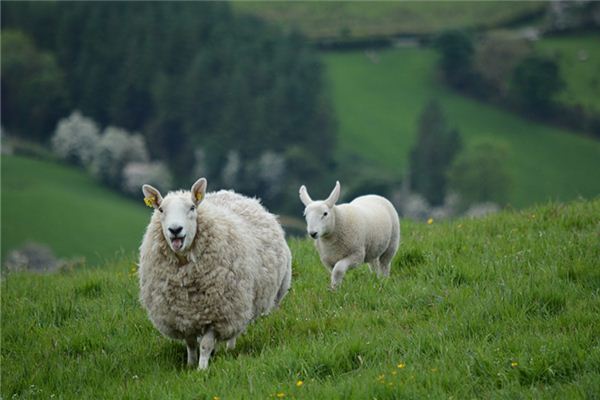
left=233, top=2, right=544, bottom=41
left=1, top=155, right=149, bottom=264
left=536, top=33, right=600, bottom=114
left=2, top=199, right=599, bottom=398
left=323, top=47, right=600, bottom=207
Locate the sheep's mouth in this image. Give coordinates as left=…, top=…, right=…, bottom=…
left=171, top=236, right=185, bottom=252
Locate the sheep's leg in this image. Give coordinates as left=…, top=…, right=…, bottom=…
left=331, top=256, right=360, bottom=290
left=185, top=337, right=199, bottom=367
left=198, top=329, right=216, bottom=370
left=226, top=337, right=237, bottom=350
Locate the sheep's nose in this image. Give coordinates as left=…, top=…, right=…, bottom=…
left=169, top=226, right=183, bottom=236
left=309, top=231, right=318, bottom=239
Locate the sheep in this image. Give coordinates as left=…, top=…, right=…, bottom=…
left=139, top=177, right=292, bottom=370
left=299, top=181, right=400, bottom=290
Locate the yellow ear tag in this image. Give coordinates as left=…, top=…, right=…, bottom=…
left=144, top=196, right=156, bottom=208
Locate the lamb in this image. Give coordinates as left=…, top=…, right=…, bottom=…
left=139, top=177, right=292, bottom=370
left=299, top=181, right=400, bottom=290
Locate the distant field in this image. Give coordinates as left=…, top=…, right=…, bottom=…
left=536, top=34, right=600, bottom=114
left=233, top=1, right=544, bottom=40
left=3, top=199, right=599, bottom=398
left=1, top=155, right=149, bottom=265
left=323, top=47, right=600, bottom=207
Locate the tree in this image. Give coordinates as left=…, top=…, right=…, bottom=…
left=409, top=101, right=463, bottom=206
left=434, top=30, right=475, bottom=90
left=511, top=55, right=564, bottom=115
left=51, top=111, right=100, bottom=167
left=448, top=139, right=512, bottom=208
left=1, top=30, right=68, bottom=141
left=474, top=33, right=532, bottom=97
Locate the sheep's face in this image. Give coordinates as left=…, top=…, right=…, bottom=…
left=299, top=181, right=341, bottom=240
left=143, top=178, right=207, bottom=254
left=304, top=201, right=336, bottom=239
left=157, top=194, right=198, bottom=253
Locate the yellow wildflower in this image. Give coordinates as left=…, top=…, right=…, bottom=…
left=397, top=363, right=406, bottom=369
left=276, top=393, right=285, bottom=398
left=296, top=380, right=303, bottom=387
left=511, top=361, right=518, bottom=368
left=213, top=397, right=220, bottom=400
left=427, top=218, right=433, bottom=225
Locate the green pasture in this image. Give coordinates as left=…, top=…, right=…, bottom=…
left=233, top=2, right=543, bottom=40
left=2, top=199, right=599, bottom=398
left=323, top=47, right=600, bottom=207
left=1, top=155, right=149, bottom=265
left=536, top=33, right=600, bottom=114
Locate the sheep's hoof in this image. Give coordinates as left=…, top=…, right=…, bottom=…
left=198, top=357, right=209, bottom=370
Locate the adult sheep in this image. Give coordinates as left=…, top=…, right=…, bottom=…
left=139, top=178, right=291, bottom=370
left=299, top=181, right=400, bottom=290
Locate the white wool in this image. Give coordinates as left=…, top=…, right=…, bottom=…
left=139, top=179, right=291, bottom=370
left=299, top=181, right=400, bottom=290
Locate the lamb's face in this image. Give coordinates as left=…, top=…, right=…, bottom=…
left=158, top=194, right=198, bottom=253
left=304, top=201, right=335, bottom=239
left=142, top=178, right=207, bottom=254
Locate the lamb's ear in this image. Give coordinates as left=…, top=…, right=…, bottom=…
left=191, top=178, right=207, bottom=205
left=299, top=185, right=313, bottom=206
left=142, top=184, right=163, bottom=209
left=325, top=181, right=341, bottom=208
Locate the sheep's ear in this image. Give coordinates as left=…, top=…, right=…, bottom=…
left=299, top=185, right=313, bottom=206
left=325, top=181, right=341, bottom=208
left=191, top=177, right=207, bottom=205
left=142, top=184, right=163, bottom=209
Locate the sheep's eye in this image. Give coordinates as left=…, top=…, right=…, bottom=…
left=323, top=211, right=328, bottom=217
left=190, top=205, right=196, bottom=212
left=158, top=207, right=163, bottom=213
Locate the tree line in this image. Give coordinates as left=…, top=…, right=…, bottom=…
left=1, top=2, right=337, bottom=213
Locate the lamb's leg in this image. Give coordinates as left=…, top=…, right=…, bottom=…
left=185, top=337, right=198, bottom=367
left=331, top=256, right=361, bottom=290
left=379, top=235, right=400, bottom=278
left=198, top=329, right=216, bottom=370
left=369, top=259, right=382, bottom=277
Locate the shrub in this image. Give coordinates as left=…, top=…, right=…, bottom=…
left=448, top=139, right=512, bottom=209
left=51, top=111, right=100, bottom=167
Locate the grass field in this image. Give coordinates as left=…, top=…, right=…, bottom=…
left=2, top=199, right=599, bottom=398
left=536, top=33, right=600, bottom=114
left=1, top=155, right=149, bottom=264
left=323, top=47, right=600, bottom=207
left=233, top=2, right=544, bottom=40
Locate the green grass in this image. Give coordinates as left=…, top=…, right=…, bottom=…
left=1, top=155, right=149, bottom=265
left=233, top=2, right=544, bottom=40
left=2, top=199, right=600, bottom=398
left=323, top=47, right=600, bottom=207
left=536, top=33, right=600, bottom=114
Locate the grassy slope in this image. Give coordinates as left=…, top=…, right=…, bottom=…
left=536, top=33, right=600, bottom=114
left=233, top=2, right=543, bottom=40
left=2, top=199, right=599, bottom=399
left=323, top=48, right=600, bottom=207
left=1, top=155, right=149, bottom=264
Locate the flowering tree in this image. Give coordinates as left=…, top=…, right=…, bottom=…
left=122, top=161, right=172, bottom=195
left=91, top=127, right=149, bottom=187
left=51, top=111, right=100, bottom=167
